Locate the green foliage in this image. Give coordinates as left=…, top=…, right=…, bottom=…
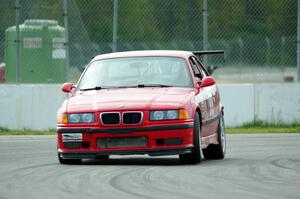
left=0, top=0, right=297, bottom=66
left=0, top=0, right=296, bottom=43
left=0, top=127, right=10, bottom=132
left=69, top=0, right=296, bottom=43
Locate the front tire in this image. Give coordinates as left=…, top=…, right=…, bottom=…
left=58, top=153, right=82, bottom=165
left=179, top=112, right=202, bottom=164
left=202, top=113, right=226, bottom=159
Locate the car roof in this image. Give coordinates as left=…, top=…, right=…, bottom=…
left=92, top=50, right=194, bottom=61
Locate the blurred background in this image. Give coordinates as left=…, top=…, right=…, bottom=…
left=0, top=0, right=297, bottom=84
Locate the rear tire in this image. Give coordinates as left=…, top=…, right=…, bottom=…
left=58, top=153, right=82, bottom=165
left=180, top=112, right=202, bottom=164
left=202, top=113, right=226, bottom=159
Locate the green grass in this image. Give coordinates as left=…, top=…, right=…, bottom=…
left=0, top=127, right=55, bottom=135
left=1, top=122, right=300, bottom=135
left=226, top=121, right=300, bottom=134
left=226, top=127, right=300, bottom=134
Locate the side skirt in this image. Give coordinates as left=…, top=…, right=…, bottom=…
left=201, top=133, right=218, bottom=149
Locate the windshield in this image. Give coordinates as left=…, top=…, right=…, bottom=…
left=77, top=56, right=193, bottom=90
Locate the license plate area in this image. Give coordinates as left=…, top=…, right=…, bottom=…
left=97, top=136, right=148, bottom=148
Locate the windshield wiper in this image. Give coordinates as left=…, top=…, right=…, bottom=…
left=80, top=86, right=103, bottom=91
left=80, top=85, right=133, bottom=91
left=80, top=84, right=172, bottom=91
left=137, top=84, right=172, bottom=88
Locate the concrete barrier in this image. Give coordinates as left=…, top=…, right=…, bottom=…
left=0, top=85, right=66, bottom=130
left=219, top=84, right=300, bottom=126
left=0, top=84, right=299, bottom=130
left=253, top=84, right=300, bottom=124
left=218, top=84, right=255, bottom=127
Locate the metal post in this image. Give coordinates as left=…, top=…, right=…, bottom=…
left=280, top=36, right=286, bottom=65
left=202, top=0, right=208, bottom=66
left=15, top=0, right=20, bottom=83
left=265, top=37, right=270, bottom=66
left=297, top=0, right=300, bottom=82
left=112, top=0, right=118, bottom=52
left=63, top=0, right=70, bottom=81
left=238, top=37, right=244, bottom=64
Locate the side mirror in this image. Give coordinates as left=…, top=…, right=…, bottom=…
left=200, top=76, right=215, bottom=88
left=61, top=82, right=75, bottom=93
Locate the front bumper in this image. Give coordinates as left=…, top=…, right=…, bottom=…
left=57, top=123, right=194, bottom=159
left=59, top=148, right=193, bottom=159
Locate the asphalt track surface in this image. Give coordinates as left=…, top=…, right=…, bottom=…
left=0, top=134, right=299, bottom=199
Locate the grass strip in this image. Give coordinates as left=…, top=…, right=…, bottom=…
left=0, top=127, right=55, bottom=135
left=226, top=121, right=300, bottom=134
left=226, top=127, right=300, bottom=134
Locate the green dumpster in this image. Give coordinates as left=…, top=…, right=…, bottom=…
left=5, top=19, right=67, bottom=83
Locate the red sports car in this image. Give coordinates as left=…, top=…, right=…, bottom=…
left=57, top=50, right=226, bottom=164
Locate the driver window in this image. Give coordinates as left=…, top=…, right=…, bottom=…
left=194, top=57, right=208, bottom=77
left=189, top=57, right=203, bottom=81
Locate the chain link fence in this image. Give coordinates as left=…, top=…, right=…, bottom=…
left=0, top=0, right=297, bottom=83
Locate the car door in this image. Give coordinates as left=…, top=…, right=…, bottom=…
left=190, top=56, right=219, bottom=140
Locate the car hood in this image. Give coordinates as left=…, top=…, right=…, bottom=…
left=66, top=87, right=194, bottom=112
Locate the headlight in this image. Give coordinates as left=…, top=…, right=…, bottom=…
left=82, top=113, right=94, bottom=123
left=150, top=110, right=179, bottom=120
left=69, top=114, right=81, bottom=123
left=152, top=111, right=165, bottom=120
left=68, top=113, right=95, bottom=123
left=166, top=110, right=178, bottom=120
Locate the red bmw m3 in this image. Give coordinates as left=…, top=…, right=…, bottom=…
left=57, top=50, right=226, bottom=164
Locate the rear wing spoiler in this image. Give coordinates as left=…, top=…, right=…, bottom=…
left=192, top=50, right=225, bottom=57
left=192, top=50, right=225, bottom=75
